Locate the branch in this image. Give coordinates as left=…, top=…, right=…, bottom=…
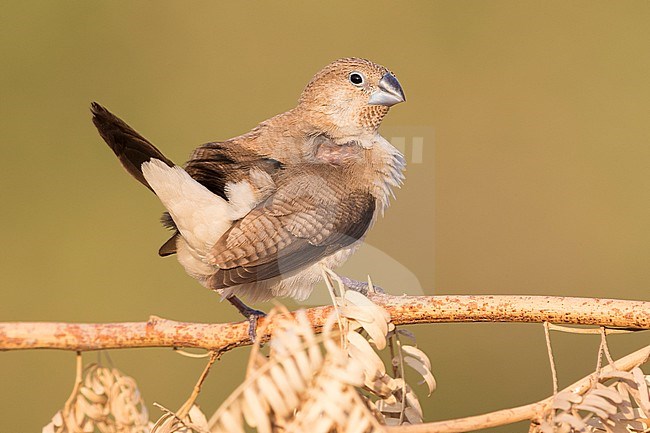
left=1, top=294, right=648, bottom=352
left=384, top=343, right=650, bottom=433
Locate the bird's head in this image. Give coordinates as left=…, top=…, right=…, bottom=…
left=298, top=57, right=405, bottom=139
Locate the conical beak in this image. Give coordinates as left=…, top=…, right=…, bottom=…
left=368, top=73, right=406, bottom=107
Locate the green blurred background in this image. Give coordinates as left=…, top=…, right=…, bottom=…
left=1, top=1, right=649, bottom=431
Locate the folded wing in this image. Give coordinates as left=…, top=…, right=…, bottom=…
left=207, top=172, right=375, bottom=289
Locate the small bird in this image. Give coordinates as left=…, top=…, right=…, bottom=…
left=92, top=57, right=405, bottom=321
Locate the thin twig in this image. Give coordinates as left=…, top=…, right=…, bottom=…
left=176, top=350, right=220, bottom=419
left=594, top=333, right=605, bottom=385
left=547, top=324, right=636, bottom=335
left=543, top=322, right=558, bottom=395
left=59, top=352, right=83, bottom=433
left=600, top=327, right=616, bottom=366
left=395, top=334, right=407, bottom=425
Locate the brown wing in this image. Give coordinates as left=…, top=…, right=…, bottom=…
left=206, top=179, right=375, bottom=290
left=185, top=141, right=282, bottom=200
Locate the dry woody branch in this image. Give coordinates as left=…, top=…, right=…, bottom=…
left=1, top=294, right=648, bottom=352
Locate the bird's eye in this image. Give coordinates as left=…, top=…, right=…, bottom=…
left=349, top=72, right=365, bottom=86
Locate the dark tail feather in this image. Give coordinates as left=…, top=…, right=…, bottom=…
left=90, top=102, right=174, bottom=191
left=91, top=102, right=180, bottom=256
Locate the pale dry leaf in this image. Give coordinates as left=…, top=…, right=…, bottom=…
left=580, top=394, right=618, bottom=416
left=404, top=406, right=423, bottom=424
left=308, top=416, right=334, bottom=433
left=575, top=402, right=612, bottom=419
left=340, top=290, right=390, bottom=349
left=256, top=374, right=290, bottom=417
left=344, top=290, right=390, bottom=323
left=339, top=305, right=376, bottom=324
left=403, top=355, right=436, bottom=395
left=243, top=385, right=271, bottom=433
left=615, top=381, right=634, bottom=418
left=588, top=413, right=649, bottom=433
left=383, top=417, right=402, bottom=427
left=42, top=411, right=63, bottom=433
left=347, top=330, right=386, bottom=377
left=369, top=374, right=400, bottom=399
left=346, top=405, right=371, bottom=433
left=554, top=412, right=588, bottom=430
left=320, top=383, right=347, bottom=421
left=186, top=405, right=209, bottom=432
left=236, top=395, right=256, bottom=433
left=208, top=295, right=431, bottom=432
left=378, top=394, right=398, bottom=407
left=552, top=390, right=584, bottom=409
left=405, top=385, right=424, bottom=419
left=46, top=364, right=150, bottom=433
left=331, top=362, right=366, bottom=388
left=210, top=311, right=328, bottom=433
left=280, top=355, right=307, bottom=393
left=290, top=346, right=314, bottom=383
left=591, top=387, right=625, bottom=405
left=216, top=406, right=245, bottom=433
left=377, top=402, right=403, bottom=414
left=551, top=397, right=573, bottom=412
left=401, top=345, right=432, bottom=371
left=601, top=370, right=636, bottom=383
left=390, top=377, right=406, bottom=390
left=76, top=396, right=103, bottom=421
left=268, top=364, right=300, bottom=409
left=111, top=376, right=149, bottom=427
left=543, top=364, right=650, bottom=433
left=623, top=409, right=650, bottom=432
left=632, top=368, right=650, bottom=413
left=295, top=311, right=324, bottom=372
left=79, top=386, right=107, bottom=404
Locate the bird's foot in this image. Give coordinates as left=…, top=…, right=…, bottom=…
left=244, top=309, right=267, bottom=342
left=338, top=276, right=385, bottom=296
left=227, top=296, right=267, bottom=342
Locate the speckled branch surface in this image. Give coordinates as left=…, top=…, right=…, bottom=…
left=1, top=294, right=648, bottom=351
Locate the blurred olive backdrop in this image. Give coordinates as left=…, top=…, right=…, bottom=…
left=1, top=1, right=649, bottom=431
